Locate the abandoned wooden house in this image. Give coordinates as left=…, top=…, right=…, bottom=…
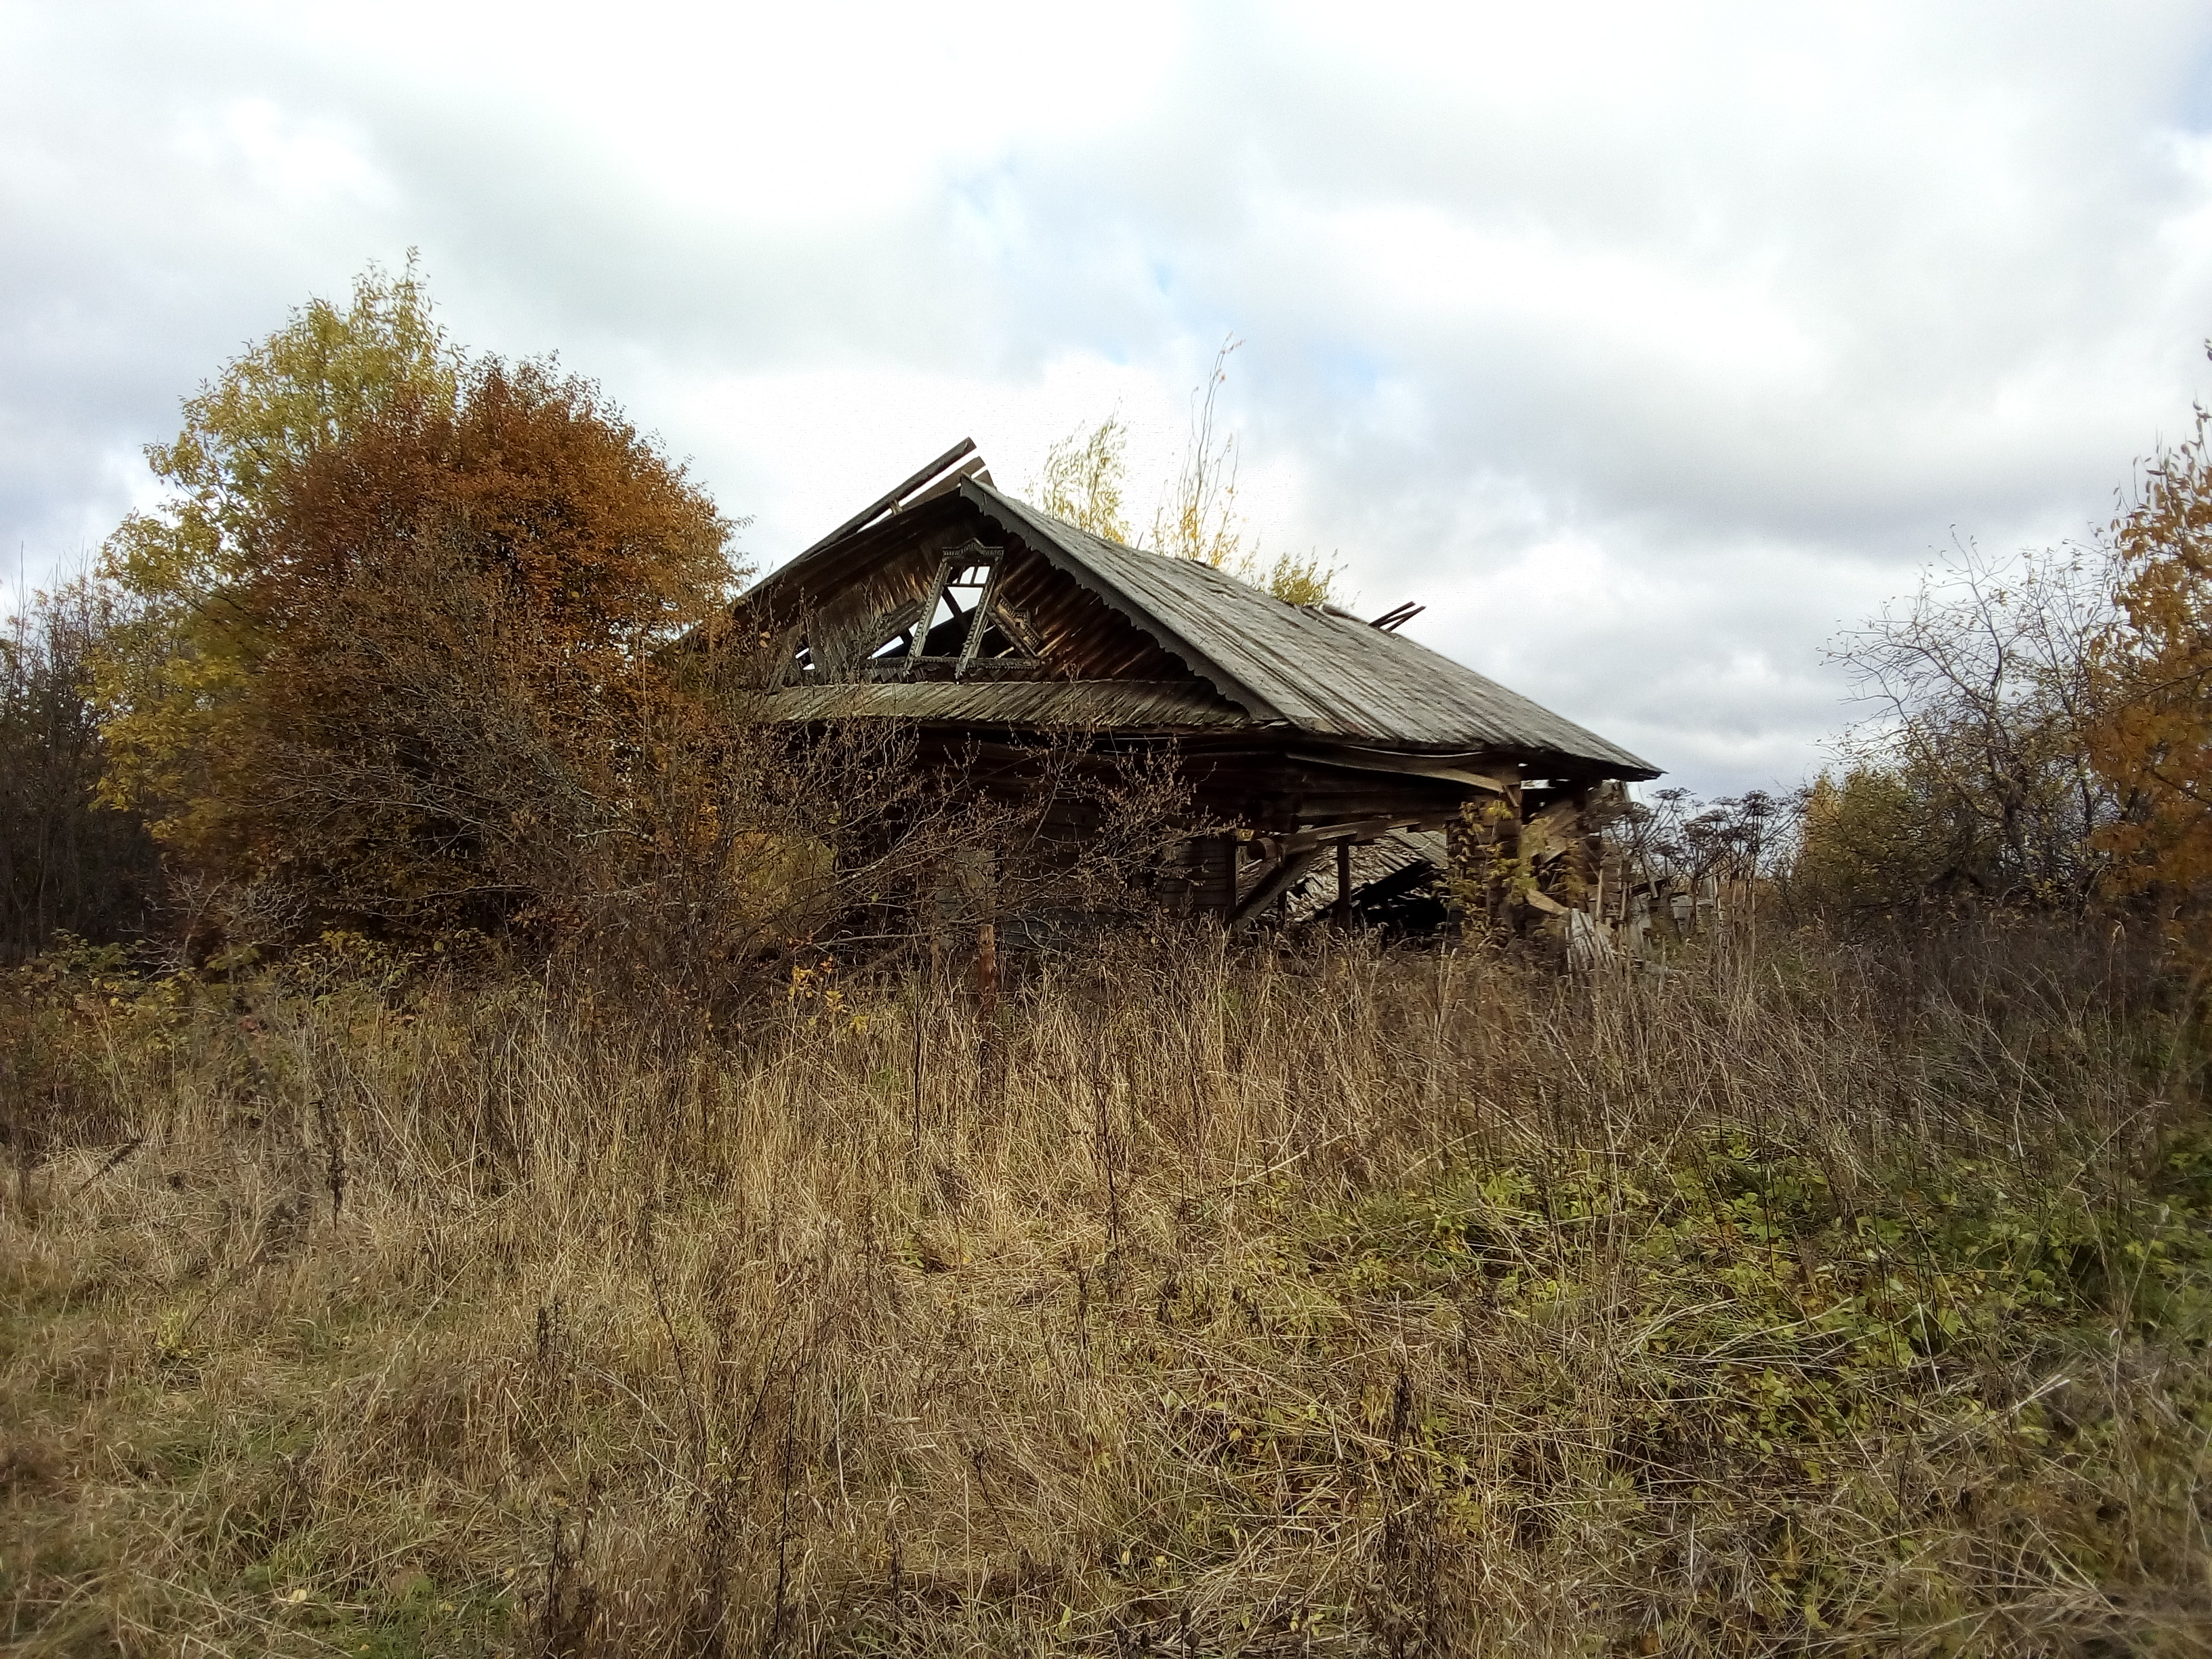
left=707, top=439, right=1660, bottom=937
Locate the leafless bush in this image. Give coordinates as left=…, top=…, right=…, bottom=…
left=1804, top=540, right=2126, bottom=917
left=1604, top=785, right=1784, bottom=892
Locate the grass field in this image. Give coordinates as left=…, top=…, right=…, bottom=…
left=4, top=923, right=2210, bottom=1656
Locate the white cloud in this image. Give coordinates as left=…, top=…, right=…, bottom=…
left=5, top=0, right=2212, bottom=794
left=174, top=99, right=391, bottom=211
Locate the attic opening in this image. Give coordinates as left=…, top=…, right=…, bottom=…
left=867, top=541, right=1039, bottom=666
left=917, top=560, right=994, bottom=654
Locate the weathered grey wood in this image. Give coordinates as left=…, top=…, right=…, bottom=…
left=988, top=588, right=1046, bottom=657
left=1232, top=849, right=1322, bottom=926
left=955, top=553, right=1004, bottom=677
left=805, top=530, right=970, bottom=674
left=1289, top=746, right=1511, bottom=793
left=955, top=482, right=1657, bottom=777
left=1565, top=907, right=1613, bottom=969
left=716, top=447, right=1658, bottom=942
left=817, top=597, right=922, bottom=672
left=760, top=680, right=1249, bottom=727
left=1274, top=811, right=1460, bottom=858
left=906, top=558, right=955, bottom=661
left=903, top=454, right=989, bottom=512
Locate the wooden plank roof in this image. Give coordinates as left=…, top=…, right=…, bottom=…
left=731, top=454, right=1659, bottom=781
left=961, top=481, right=1656, bottom=776
left=756, top=678, right=1252, bottom=731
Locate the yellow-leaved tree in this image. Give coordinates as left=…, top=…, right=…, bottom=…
left=87, top=260, right=772, bottom=962
left=2088, top=405, right=2212, bottom=924
left=1036, top=415, right=1132, bottom=544
left=1031, top=340, right=1342, bottom=606
left=94, top=258, right=459, bottom=858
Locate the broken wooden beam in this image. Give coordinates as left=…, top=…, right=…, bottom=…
left=1231, top=848, right=1322, bottom=927
left=795, top=436, right=978, bottom=558
left=1272, top=811, right=1460, bottom=858
left=1288, top=747, right=1511, bottom=794
left=902, top=453, right=989, bottom=512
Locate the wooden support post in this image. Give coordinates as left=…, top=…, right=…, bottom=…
left=975, top=916, right=998, bottom=1022
left=1334, top=840, right=1353, bottom=930
left=955, top=553, right=1002, bottom=678
left=962, top=840, right=1001, bottom=1112
left=968, top=846, right=999, bottom=1023
left=907, top=558, right=954, bottom=659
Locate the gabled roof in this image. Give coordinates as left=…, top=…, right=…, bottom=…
left=960, top=480, right=1656, bottom=776
left=735, top=453, right=1658, bottom=780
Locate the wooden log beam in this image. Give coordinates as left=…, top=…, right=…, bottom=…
left=903, top=453, right=989, bottom=512
left=1265, top=811, right=1460, bottom=860
left=1231, top=848, right=1322, bottom=928
left=1287, top=747, right=1511, bottom=794
left=796, top=437, right=977, bottom=558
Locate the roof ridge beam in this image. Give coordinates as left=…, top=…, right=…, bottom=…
left=793, top=437, right=978, bottom=560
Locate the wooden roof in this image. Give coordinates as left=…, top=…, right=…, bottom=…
left=731, top=448, right=1660, bottom=781
left=965, top=482, right=1656, bottom=775
left=757, top=678, right=1249, bottom=731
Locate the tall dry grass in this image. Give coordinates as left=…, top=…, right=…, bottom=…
left=3, top=923, right=2209, bottom=1656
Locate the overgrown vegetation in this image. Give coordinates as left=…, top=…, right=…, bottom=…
left=1801, top=541, right=2121, bottom=920
left=1800, top=368, right=2212, bottom=940
left=30, top=263, right=1183, bottom=997
left=85, top=261, right=764, bottom=964
left=5, top=270, right=2212, bottom=1654
left=1, top=579, right=161, bottom=964
left=3, top=925, right=2207, bottom=1655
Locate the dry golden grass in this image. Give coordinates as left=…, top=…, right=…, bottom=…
left=3, top=924, right=2211, bottom=1656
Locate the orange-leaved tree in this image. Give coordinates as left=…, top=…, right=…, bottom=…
left=94, top=260, right=459, bottom=861
left=2089, top=405, right=2212, bottom=928
left=222, top=359, right=740, bottom=941
left=92, top=264, right=750, bottom=951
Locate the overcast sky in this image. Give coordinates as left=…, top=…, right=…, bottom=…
left=7, top=3, right=2212, bottom=794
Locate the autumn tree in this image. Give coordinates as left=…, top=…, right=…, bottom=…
left=1036, top=415, right=1132, bottom=544
left=95, top=259, right=459, bottom=857
left=1800, top=540, right=2122, bottom=916
left=1151, top=340, right=1248, bottom=572
left=214, top=360, right=743, bottom=941
left=87, top=268, right=1187, bottom=994
left=1032, top=340, right=1342, bottom=605
left=88, top=264, right=769, bottom=956
left=208, top=359, right=1183, bottom=983
left=2088, top=404, right=2212, bottom=927
left=1787, top=769, right=1954, bottom=918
